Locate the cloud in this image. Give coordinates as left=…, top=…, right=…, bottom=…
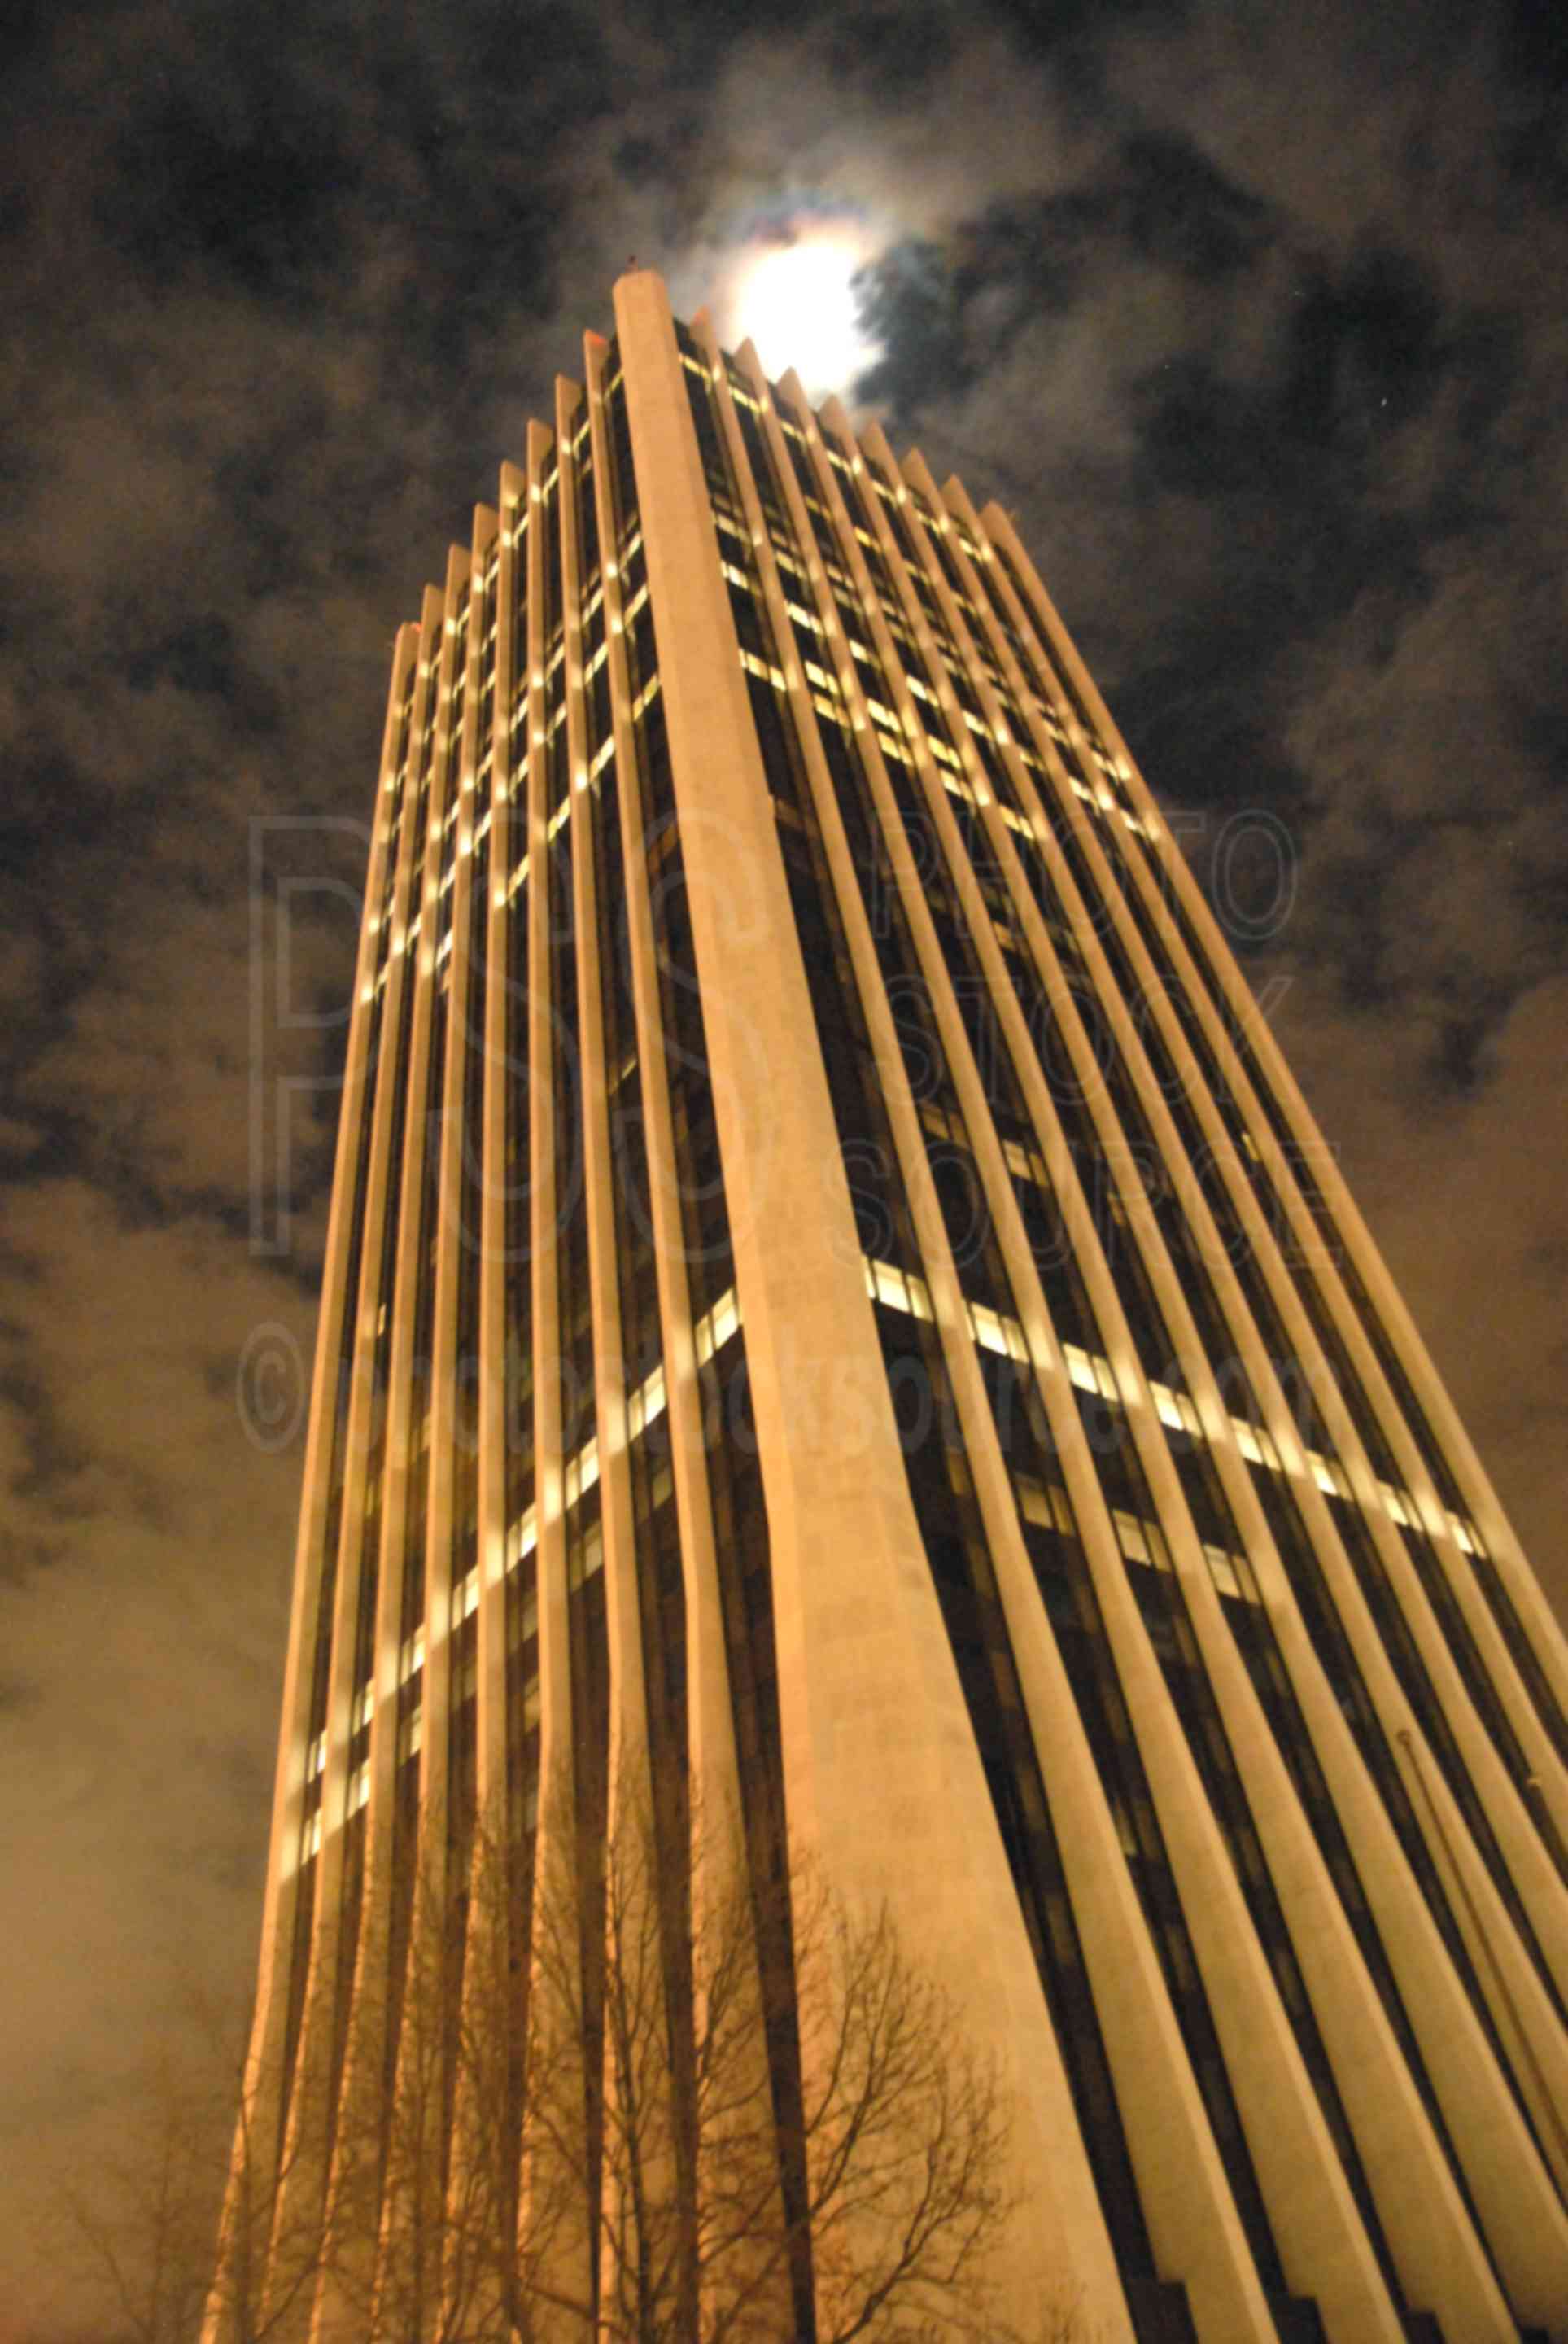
left=2, top=1, right=1565, bottom=2329
left=0, top=1178, right=308, bottom=2326
left=832, top=5, right=1568, bottom=1105
left=1275, top=974, right=1568, bottom=1609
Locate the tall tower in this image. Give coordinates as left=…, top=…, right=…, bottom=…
left=230, top=272, right=1568, bottom=2343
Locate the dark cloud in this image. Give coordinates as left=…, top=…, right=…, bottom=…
left=854, top=238, right=975, bottom=408
left=841, top=22, right=1567, bottom=1109
left=825, top=2, right=959, bottom=91
left=1494, top=0, right=1568, bottom=192
left=987, top=0, right=1192, bottom=70
left=851, top=129, right=1278, bottom=414
left=109, top=72, right=360, bottom=298
left=1119, top=128, right=1273, bottom=279
left=0, top=1665, right=44, bottom=1716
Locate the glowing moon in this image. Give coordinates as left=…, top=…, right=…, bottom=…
left=731, top=230, right=880, bottom=400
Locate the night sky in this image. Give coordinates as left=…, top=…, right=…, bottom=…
left=3, top=2, right=1565, bottom=2331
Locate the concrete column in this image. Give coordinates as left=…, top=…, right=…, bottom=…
left=732, top=345, right=1261, bottom=2344
left=582, top=335, right=748, bottom=1844
left=795, top=385, right=1397, bottom=2341
left=614, top=269, right=1132, bottom=2338
left=311, top=626, right=437, bottom=2343
left=926, top=451, right=1544, bottom=2335
left=521, top=418, right=574, bottom=1839
left=998, top=520, right=1568, bottom=1756
left=477, top=470, right=523, bottom=1816
left=554, top=368, right=649, bottom=1808
left=929, top=457, right=1568, bottom=2324
left=512, top=418, right=596, bottom=2337
left=984, top=502, right=1568, bottom=1870
left=977, top=501, right=1568, bottom=2176
left=205, top=623, right=418, bottom=2344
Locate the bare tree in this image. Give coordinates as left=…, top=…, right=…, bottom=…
left=55, top=1787, right=1030, bottom=2344
left=50, top=2046, right=218, bottom=2344
left=325, top=1830, right=548, bottom=2344
left=50, top=1996, right=326, bottom=2344
left=504, top=1773, right=1020, bottom=2344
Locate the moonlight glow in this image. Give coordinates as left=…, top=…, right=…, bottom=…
left=730, top=230, right=880, bottom=400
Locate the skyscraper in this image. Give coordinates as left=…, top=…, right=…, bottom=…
left=229, top=270, right=1568, bottom=2342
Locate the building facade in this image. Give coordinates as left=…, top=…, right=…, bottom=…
left=229, top=270, right=1568, bottom=2342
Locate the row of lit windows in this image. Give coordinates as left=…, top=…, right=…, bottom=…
left=734, top=426, right=1506, bottom=1596
left=710, top=365, right=1151, bottom=891
left=298, top=434, right=645, bottom=1878
left=295, top=1280, right=745, bottom=1865
left=859, top=1253, right=1469, bottom=1557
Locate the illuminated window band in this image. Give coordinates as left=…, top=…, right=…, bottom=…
left=302, top=1284, right=745, bottom=1862
left=859, top=1255, right=1479, bottom=1559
